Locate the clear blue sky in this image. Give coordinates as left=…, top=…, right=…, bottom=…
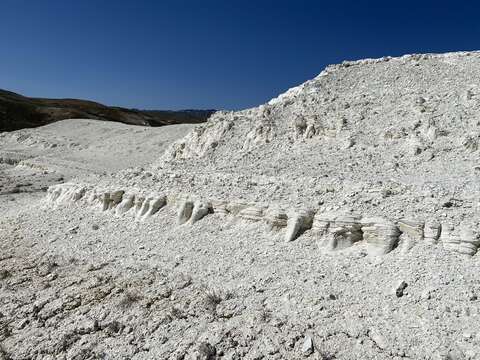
left=1, top=0, right=478, bottom=110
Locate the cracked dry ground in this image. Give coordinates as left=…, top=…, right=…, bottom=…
left=1, top=199, right=480, bottom=359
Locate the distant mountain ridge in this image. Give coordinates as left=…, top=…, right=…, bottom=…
left=0, top=89, right=215, bottom=132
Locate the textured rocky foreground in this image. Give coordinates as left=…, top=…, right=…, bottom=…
left=2, top=51, right=480, bottom=359
left=2, top=186, right=480, bottom=359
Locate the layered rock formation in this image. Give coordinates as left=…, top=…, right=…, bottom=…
left=46, top=182, right=480, bottom=257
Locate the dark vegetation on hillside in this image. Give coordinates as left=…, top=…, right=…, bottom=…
left=0, top=89, right=215, bottom=132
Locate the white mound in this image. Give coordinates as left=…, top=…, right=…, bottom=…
left=0, top=118, right=195, bottom=176
left=67, top=51, right=480, bottom=256
left=2, top=52, right=480, bottom=359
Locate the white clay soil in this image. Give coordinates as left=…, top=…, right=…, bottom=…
left=1, top=52, right=480, bottom=360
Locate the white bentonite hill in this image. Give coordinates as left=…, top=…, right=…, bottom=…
left=1, top=51, right=480, bottom=359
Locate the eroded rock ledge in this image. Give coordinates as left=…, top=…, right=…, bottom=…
left=46, top=183, right=480, bottom=257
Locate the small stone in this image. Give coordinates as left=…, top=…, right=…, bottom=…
left=343, top=138, right=354, bottom=149
left=0, top=269, right=11, bottom=280
left=421, top=290, right=431, bottom=300
left=415, top=96, right=426, bottom=105
left=395, top=281, right=408, bottom=298
left=412, top=146, right=422, bottom=155
left=46, top=273, right=57, bottom=281
left=442, top=201, right=454, bottom=208
left=195, top=342, right=216, bottom=360
left=369, top=330, right=388, bottom=350
left=381, top=189, right=393, bottom=198
left=447, top=347, right=465, bottom=360
left=67, top=226, right=79, bottom=234
left=301, top=335, right=314, bottom=355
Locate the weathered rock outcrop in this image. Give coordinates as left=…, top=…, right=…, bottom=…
left=424, top=220, right=442, bottom=244
left=45, top=182, right=480, bottom=258
left=265, top=207, right=288, bottom=229
left=441, top=222, right=480, bottom=256
left=397, top=219, right=425, bottom=253
left=361, top=218, right=401, bottom=256
left=313, top=212, right=363, bottom=251
left=47, top=183, right=166, bottom=221
left=284, top=208, right=314, bottom=242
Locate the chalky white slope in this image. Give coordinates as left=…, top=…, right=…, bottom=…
left=50, top=51, right=480, bottom=257
left=2, top=52, right=480, bottom=360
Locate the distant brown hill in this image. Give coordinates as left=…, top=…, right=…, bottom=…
left=0, top=89, right=215, bottom=132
